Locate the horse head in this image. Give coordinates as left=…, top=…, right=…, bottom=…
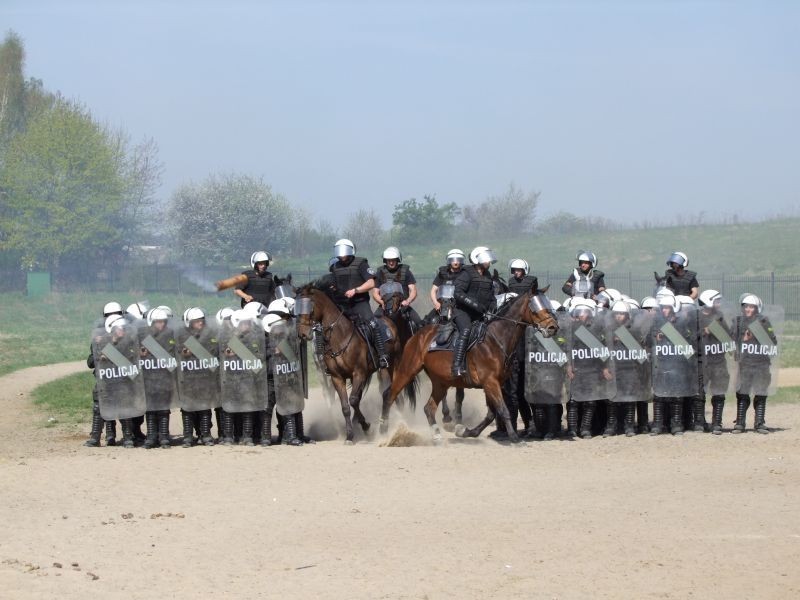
left=378, top=282, right=405, bottom=318
left=274, top=273, right=296, bottom=299
left=295, top=278, right=336, bottom=340
left=525, top=285, right=559, bottom=338
left=491, top=268, right=509, bottom=295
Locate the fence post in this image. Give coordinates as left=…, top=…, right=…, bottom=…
left=771, top=272, right=775, bottom=304
left=628, top=271, right=632, bottom=293
left=721, top=273, right=725, bottom=297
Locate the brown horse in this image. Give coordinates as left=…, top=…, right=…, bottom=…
left=296, top=282, right=399, bottom=443
left=378, top=282, right=420, bottom=410
left=378, top=289, right=558, bottom=444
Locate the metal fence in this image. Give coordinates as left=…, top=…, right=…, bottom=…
left=2, top=265, right=799, bottom=319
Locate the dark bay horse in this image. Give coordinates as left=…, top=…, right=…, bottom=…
left=378, top=289, right=558, bottom=444
left=296, top=282, right=400, bottom=443
left=378, top=282, right=419, bottom=411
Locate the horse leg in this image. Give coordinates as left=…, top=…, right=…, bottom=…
left=455, top=387, right=465, bottom=425
left=350, top=374, right=372, bottom=435
left=330, top=376, right=355, bottom=444
left=484, top=379, right=521, bottom=444
left=441, top=398, right=452, bottom=424
left=379, top=342, right=427, bottom=435
left=424, top=380, right=450, bottom=445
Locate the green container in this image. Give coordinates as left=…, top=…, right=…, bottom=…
left=27, top=271, right=51, bottom=297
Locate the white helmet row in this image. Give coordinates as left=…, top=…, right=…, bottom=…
left=146, top=307, right=171, bottom=327
left=469, top=246, right=497, bottom=266
left=740, top=293, right=763, bottom=314
left=250, top=251, right=271, bottom=268
left=333, top=238, right=356, bottom=258
left=103, top=301, right=123, bottom=317
left=576, top=250, right=597, bottom=268
left=382, top=246, right=402, bottom=262
left=446, top=248, right=466, bottom=265
left=570, top=297, right=597, bottom=317
left=667, top=251, right=689, bottom=268
left=183, top=307, right=205, bottom=328
left=508, top=258, right=529, bottom=275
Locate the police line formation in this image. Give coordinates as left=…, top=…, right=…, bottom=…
left=85, top=243, right=782, bottom=448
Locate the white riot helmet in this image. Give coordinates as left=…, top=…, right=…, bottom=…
left=146, top=307, right=170, bottom=327
left=183, top=307, right=205, bottom=328
left=667, top=251, right=689, bottom=268
left=739, top=293, right=763, bottom=314
left=126, top=302, right=148, bottom=320
left=382, top=246, right=402, bottom=263
left=267, top=298, right=293, bottom=318
left=230, top=309, right=255, bottom=328
left=576, top=250, right=598, bottom=268
left=508, top=258, right=529, bottom=276
left=155, top=305, right=173, bottom=318
left=446, top=249, right=466, bottom=266
left=242, top=301, right=267, bottom=317
left=103, top=301, right=123, bottom=317
left=657, top=294, right=678, bottom=312
left=625, top=297, right=641, bottom=310
left=641, top=296, right=657, bottom=310
left=611, top=300, right=631, bottom=316
left=333, top=239, right=356, bottom=258
left=104, top=314, right=127, bottom=334
left=675, top=295, right=696, bottom=309
left=698, top=289, right=722, bottom=307
left=561, top=297, right=573, bottom=312
left=655, top=287, right=675, bottom=299
left=250, top=251, right=271, bottom=268
left=550, top=299, right=563, bottom=312
left=261, top=313, right=283, bottom=333
left=570, top=297, right=597, bottom=318
left=469, top=246, right=497, bottom=266
left=215, top=307, right=235, bottom=325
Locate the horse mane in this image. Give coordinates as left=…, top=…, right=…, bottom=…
left=494, top=289, right=530, bottom=318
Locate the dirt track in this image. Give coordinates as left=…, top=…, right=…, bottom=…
left=1, top=362, right=799, bottom=599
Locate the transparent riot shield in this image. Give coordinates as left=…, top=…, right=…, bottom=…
left=698, top=301, right=736, bottom=397
left=269, top=319, right=306, bottom=416
left=733, top=304, right=783, bottom=396
left=218, top=320, right=268, bottom=413
left=608, top=309, right=649, bottom=403
left=650, top=308, right=700, bottom=398
left=139, top=318, right=178, bottom=411
left=91, top=323, right=146, bottom=420
left=524, top=316, right=569, bottom=405
left=567, top=316, right=616, bottom=402
left=437, top=282, right=456, bottom=321
left=176, top=321, right=221, bottom=411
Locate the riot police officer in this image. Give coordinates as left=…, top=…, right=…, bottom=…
left=451, top=246, right=497, bottom=377
left=84, top=301, right=124, bottom=447
left=429, top=249, right=467, bottom=316
left=660, top=251, right=699, bottom=299
left=698, top=290, right=733, bottom=434
left=329, top=238, right=389, bottom=369
left=235, top=251, right=276, bottom=308
left=562, top=251, right=606, bottom=299
left=372, top=246, right=423, bottom=329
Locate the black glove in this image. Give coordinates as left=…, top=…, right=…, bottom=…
left=457, top=294, right=482, bottom=313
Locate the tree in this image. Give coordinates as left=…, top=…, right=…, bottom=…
left=0, top=31, right=26, bottom=155
left=167, top=173, right=294, bottom=265
left=0, top=100, right=126, bottom=271
left=462, top=183, right=539, bottom=237
left=342, top=208, right=384, bottom=254
left=391, top=194, right=460, bottom=244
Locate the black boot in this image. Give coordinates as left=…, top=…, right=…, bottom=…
left=580, top=401, right=595, bottom=439
left=603, top=401, right=617, bottom=437
left=104, top=420, right=117, bottom=446
left=296, top=411, right=314, bottom=444
left=240, top=412, right=254, bottom=446
left=158, top=411, right=171, bottom=448
left=143, top=412, right=159, bottom=449
left=132, top=415, right=146, bottom=443
left=545, top=405, right=561, bottom=440
left=282, top=413, right=303, bottom=446
left=529, top=405, right=546, bottom=440
left=624, top=403, right=636, bottom=437
left=650, top=400, right=664, bottom=435
left=84, top=402, right=103, bottom=447
left=710, top=396, right=725, bottom=435
left=370, top=319, right=390, bottom=369
left=732, top=394, right=750, bottom=434
left=637, top=401, right=650, bottom=434
left=451, top=330, right=470, bottom=377
left=222, top=411, right=234, bottom=445
left=692, top=397, right=707, bottom=432
left=215, top=407, right=225, bottom=442
left=121, top=419, right=135, bottom=448
left=670, top=400, right=684, bottom=435
left=199, top=410, right=214, bottom=445
left=566, top=400, right=579, bottom=438
left=181, top=410, right=194, bottom=448
left=753, top=396, right=768, bottom=434
left=260, top=408, right=273, bottom=447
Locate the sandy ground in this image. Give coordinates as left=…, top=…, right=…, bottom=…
left=0, top=363, right=799, bottom=599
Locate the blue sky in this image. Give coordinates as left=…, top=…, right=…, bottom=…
left=4, top=1, right=799, bottom=227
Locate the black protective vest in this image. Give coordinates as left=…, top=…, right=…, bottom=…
left=437, top=265, right=460, bottom=284
left=330, top=257, right=370, bottom=304
left=455, top=266, right=495, bottom=312
left=240, top=269, right=276, bottom=306
left=508, top=274, right=539, bottom=295
left=664, top=269, right=697, bottom=296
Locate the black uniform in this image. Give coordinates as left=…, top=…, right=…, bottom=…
left=732, top=312, right=777, bottom=432
left=562, top=268, right=605, bottom=298
left=85, top=345, right=117, bottom=446
left=374, top=263, right=422, bottom=327
left=236, top=268, right=276, bottom=308
left=699, top=308, right=733, bottom=433
left=662, top=268, right=698, bottom=296
left=450, top=265, right=495, bottom=376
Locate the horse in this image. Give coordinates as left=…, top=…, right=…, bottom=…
left=438, top=268, right=509, bottom=431
left=295, top=281, right=400, bottom=443
left=377, top=282, right=420, bottom=410
left=378, top=287, right=558, bottom=444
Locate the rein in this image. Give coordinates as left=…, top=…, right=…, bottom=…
left=311, top=297, right=356, bottom=359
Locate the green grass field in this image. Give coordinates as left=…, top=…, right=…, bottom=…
left=32, top=371, right=94, bottom=426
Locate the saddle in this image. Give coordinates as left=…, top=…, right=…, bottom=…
left=428, top=320, right=487, bottom=353
left=349, top=316, right=394, bottom=369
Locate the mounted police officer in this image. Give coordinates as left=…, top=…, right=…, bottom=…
left=372, top=246, right=423, bottom=329
left=329, top=238, right=389, bottom=369
left=450, top=246, right=497, bottom=377
left=660, top=251, right=699, bottom=299
left=429, top=248, right=467, bottom=317
left=562, top=251, right=606, bottom=299
left=235, top=251, right=277, bottom=308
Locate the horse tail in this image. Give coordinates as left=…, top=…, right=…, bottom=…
left=404, top=375, right=420, bottom=412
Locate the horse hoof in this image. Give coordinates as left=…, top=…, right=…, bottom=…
left=361, top=422, right=371, bottom=433
left=432, top=435, right=444, bottom=446
left=454, top=424, right=467, bottom=437
left=379, top=423, right=389, bottom=435
left=442, top=422, right=455, bottom=433
left=442, top=415, right=453, bottom=424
